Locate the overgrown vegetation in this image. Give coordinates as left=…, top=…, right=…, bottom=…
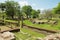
left=0, top=0, right=60, bottom=40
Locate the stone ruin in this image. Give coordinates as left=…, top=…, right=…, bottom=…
left=0, top=31, right=15, bottom=40
left=35, top=33, right=60, bottom=40
left=43, top=33, right=60, bottom=40
left=31, top=19, right=57, bottom=25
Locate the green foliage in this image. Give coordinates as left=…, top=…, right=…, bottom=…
left=22, top=5, right=32, bottom=18
left=31, top=10, right=40, bottom=18
left=37, top=9, right=40, bottom=14
left=44, top=9, right=53, bottom=19
left=0, top=3, right=6, bottom=11
left=5, top=1, right=20, bottom=19
left=52, top=2, right=60, bottom=14
left=24, top=20, right=60, bottom=31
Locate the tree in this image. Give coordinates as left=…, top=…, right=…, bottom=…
left=17, top=6, right=21, bottom=27
left=53, top=3, right=60, bottom=14
left=5, top=0, right=20, bottom=19
left=0, top=3, right=6, bottom=11
left=22, top=5, right=32, bottom=19
left=0, top=3, right=6, bottom=19
left=43, top=9, right=53, bottom=19
left=52, top=3, right=60, bottom=18
left=31, top=10, right=39, bottom=18
left=40, top=9, right=52, bottom=19
left=37, top=9, right=40, bottom=18
left=37, top=10, right=40, bottom=14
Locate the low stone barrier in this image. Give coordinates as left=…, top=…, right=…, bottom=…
left=23, top=24, right=58, bottom=33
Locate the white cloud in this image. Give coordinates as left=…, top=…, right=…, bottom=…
left=19, top=1, right=29, bottom=7
left=32, top=3, right=36, bottom=6
left=19, top=0, right=37, bottom=8
left=40, top=8, right=44, bottom=10
left=0, top=0, right=7, bottom=3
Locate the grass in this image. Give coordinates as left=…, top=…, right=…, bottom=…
left=21, top=28, right=46, bottom=37
left=23, top=20, right=60, bottom=31
left=14, top=28, right=46, bottom=40
left=4, top=19, right=60, bottom=31
left=15, top=32, right=29, bottom=40
left=2, top=19, right=60, bottom=40
left=0, top=26, right=11, bottom=31
left=4, top=19, right=46, bottom=40
left=5, top=20, right=17, bottom=23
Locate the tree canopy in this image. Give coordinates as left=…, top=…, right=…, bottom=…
left=5, top=1, right=20, bottom=19
left=22, top=5, right=32, bottom=19
left=52, top=3, right=60, bottom=14
left=31, top=9, right=40, bottom=18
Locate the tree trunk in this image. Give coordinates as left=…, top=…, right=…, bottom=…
left=11, top=15, right=14, bottom=19
left=26, top=14, right=29, bottom=19
left=17, top=19, right=20, bottom=27
left=21, top=16, right=23, bottom=28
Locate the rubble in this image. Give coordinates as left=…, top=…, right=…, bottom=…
left=43, top=33, right=60, bottom=40
left=0, top=31, right=15, bottom=40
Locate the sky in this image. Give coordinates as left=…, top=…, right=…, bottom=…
left=0, top=0, right=60, bottom=10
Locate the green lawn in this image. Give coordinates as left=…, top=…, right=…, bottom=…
left=15, top=32, right=29, bottom=40
left=14, top=28, right=46, bottom=40
left=21, top=28, right=46, bottom=37
left=23, top=20, right=60, bottom=31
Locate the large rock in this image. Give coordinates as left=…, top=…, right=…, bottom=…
left=0, top=31, right=15, bottom=40
left=44, top=33, right=60, bottom=40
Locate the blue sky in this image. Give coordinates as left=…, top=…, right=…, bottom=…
left=0, top=0, right=60, bottom=10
